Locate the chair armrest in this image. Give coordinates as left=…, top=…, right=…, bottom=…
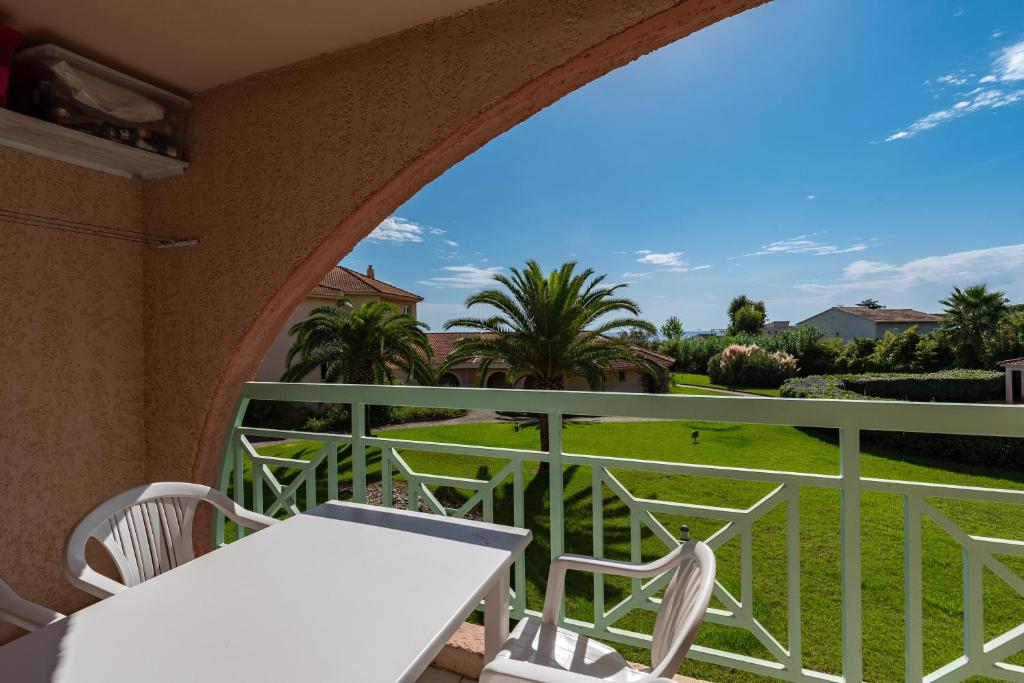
left=0, top=583, right=64, bottom=632
left=542, top=549, right=682, bottom=623
left=65, top=562, right=127, bottom=600
left=203, top=488, right=277, bottom=530
left=481, top=657, right=674, bottom=683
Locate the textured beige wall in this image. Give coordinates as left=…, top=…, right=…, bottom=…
left=0, top=147, right=146, bottom=642
left=141, top=0, right=765, bottom=497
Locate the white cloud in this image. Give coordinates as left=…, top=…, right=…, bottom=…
left=993, top=30, right=1004, bottom=39
left=418, top=264, right=502, bottom=288
left=885, top=88, right=1024, bottom=141
left=937, top=73, right=969, bottom=86
left=992, top=40, right=1024, bottom=81
left=636, top=250, right=684, bottom=266
left=665, top=264, right=712, bottom=273
left=842, top=260, right=899, bottom=278
left=797, top=243, right=1024, bottom=295
left=369, top=216, right=430, bottom=243
left=751, top=236, right=868, bottom=256
left=621, top=272, right=650, bottom=279
left=887, top=40, right=1024, bottom=141
left=806, top=194, right=816, bottom=200
left=442, top=239, right=459, bottom=247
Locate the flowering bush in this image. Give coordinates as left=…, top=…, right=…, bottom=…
left=707, top=344, right=799, bottom=388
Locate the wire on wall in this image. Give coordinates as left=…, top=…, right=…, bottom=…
left=0, top=208, right=198, bottom=247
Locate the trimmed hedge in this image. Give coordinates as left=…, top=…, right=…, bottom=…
left=780, top=371, right=1022, bottom=470
left=780, top=370, right=1004, bottom=403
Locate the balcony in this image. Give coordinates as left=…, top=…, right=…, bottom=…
left=217, top=383, right=1024, bottom=683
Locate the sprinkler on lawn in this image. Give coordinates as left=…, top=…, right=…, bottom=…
left=691, top=429, right=699, bottom=445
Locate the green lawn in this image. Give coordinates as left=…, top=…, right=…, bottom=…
left=239, top=420, right=1024, bottom=682
left=671, top=372, right=781, bottom=397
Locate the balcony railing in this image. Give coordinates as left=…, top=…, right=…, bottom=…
left=216, top=382, right=1024, bottom=683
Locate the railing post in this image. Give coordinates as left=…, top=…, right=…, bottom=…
left=513, top=461, right=526, bottom=618
left=216, top=396, right=249, bottom=545
left=592, top=467, right=604, bottom=629
left=352, top=402, right=367, bottom=503
left=327, top=441, right=339, bottom=502
left=904, top=495, right=923, bottom=682
left=548, top=411, right=565, bottom=559
left=839, top=428, right=863, bottom=683
left=786, top=484, right=802, bottom=675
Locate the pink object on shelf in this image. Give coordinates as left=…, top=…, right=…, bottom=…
left=0, top=23, right=23, bottom=108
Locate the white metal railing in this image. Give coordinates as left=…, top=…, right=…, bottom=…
left=216, top=382, right=1024, bottom=682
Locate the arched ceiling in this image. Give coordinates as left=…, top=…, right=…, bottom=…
left=0, top=0, right=498, bottom=93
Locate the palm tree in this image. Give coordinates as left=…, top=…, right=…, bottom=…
left=939, top=284, right=1008, bottom=366
left=443, top=260, right=658, bottom=454
left=282, top=298, right=433, bottom=385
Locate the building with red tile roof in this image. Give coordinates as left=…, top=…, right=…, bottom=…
left=256, top=268, right=673, bottom=393
left=797, top=306, right=944, bottom=342
left=425, top=332, right=673, bottom=392
left=256, top=265, right=422, bottom=381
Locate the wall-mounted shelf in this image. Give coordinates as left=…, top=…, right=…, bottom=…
left=0, top=108, right=188, bottom=179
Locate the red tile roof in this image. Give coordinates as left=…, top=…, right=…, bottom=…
left=836, top=307, right=944, bottom=323
left=311, top=266, right=422, bottom=301
left=998, top=357, right=1024, bottom=367
left=424, top=332, right=673, bottom=369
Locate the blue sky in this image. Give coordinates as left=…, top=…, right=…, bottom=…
left=344, top=0, right=1024, bottom=332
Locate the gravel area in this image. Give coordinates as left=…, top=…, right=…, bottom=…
left=340, top=479, right=482, bottom=520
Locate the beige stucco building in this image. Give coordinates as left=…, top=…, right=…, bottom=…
left=424, top=332, right=672, bottom=393
left=255, top=265, right=422, bottom=382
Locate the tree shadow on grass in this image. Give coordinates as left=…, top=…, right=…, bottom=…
left=796, top=427, right=1024, bottom=485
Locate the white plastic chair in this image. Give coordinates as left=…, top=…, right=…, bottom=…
left=481, top=528, right=716, bottom=683
left=66, top=482, right=276, bottom=599
left=0, top=580, right=64, bottom=632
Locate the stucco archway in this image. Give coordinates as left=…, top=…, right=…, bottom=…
left=485, top=371, right=511, bottom=389
left=159, top=0, right=768, bottom=528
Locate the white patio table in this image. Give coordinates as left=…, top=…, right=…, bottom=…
left=0, top=501, right=532, bottom=683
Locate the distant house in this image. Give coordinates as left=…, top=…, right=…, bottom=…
left=423, top=332, right=673, bottom=393
left=797, top=307, right=943, bottom=342
left=255, top=265, right=423, bottom=382
left=763, top=320, right=793, bottom=336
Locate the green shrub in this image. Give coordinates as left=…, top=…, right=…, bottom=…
left=708, top=344, right=799, bottom=388
left=774, top=326, right=840, bottom=375
left=388, top=406, right=468, bottom=424
left=781, top=370, right=1003, bottom=402
left=870, top=326, right=921, bottom=372
left=303, top=404, right=354, bottom=432
left=912, top=334, right=951, bottom=372
left=984, top=311, right=1024, bottom=366
left=781, top=370, right=1019, bottom=469
left=837, top=337, right=877, bottom=373
left=674, top=327, right=838, bottom=375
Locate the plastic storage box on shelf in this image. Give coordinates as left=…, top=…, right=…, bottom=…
left=10, top=44, right=188, bottom=160
left=0, top=24, right=22, bottom=108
